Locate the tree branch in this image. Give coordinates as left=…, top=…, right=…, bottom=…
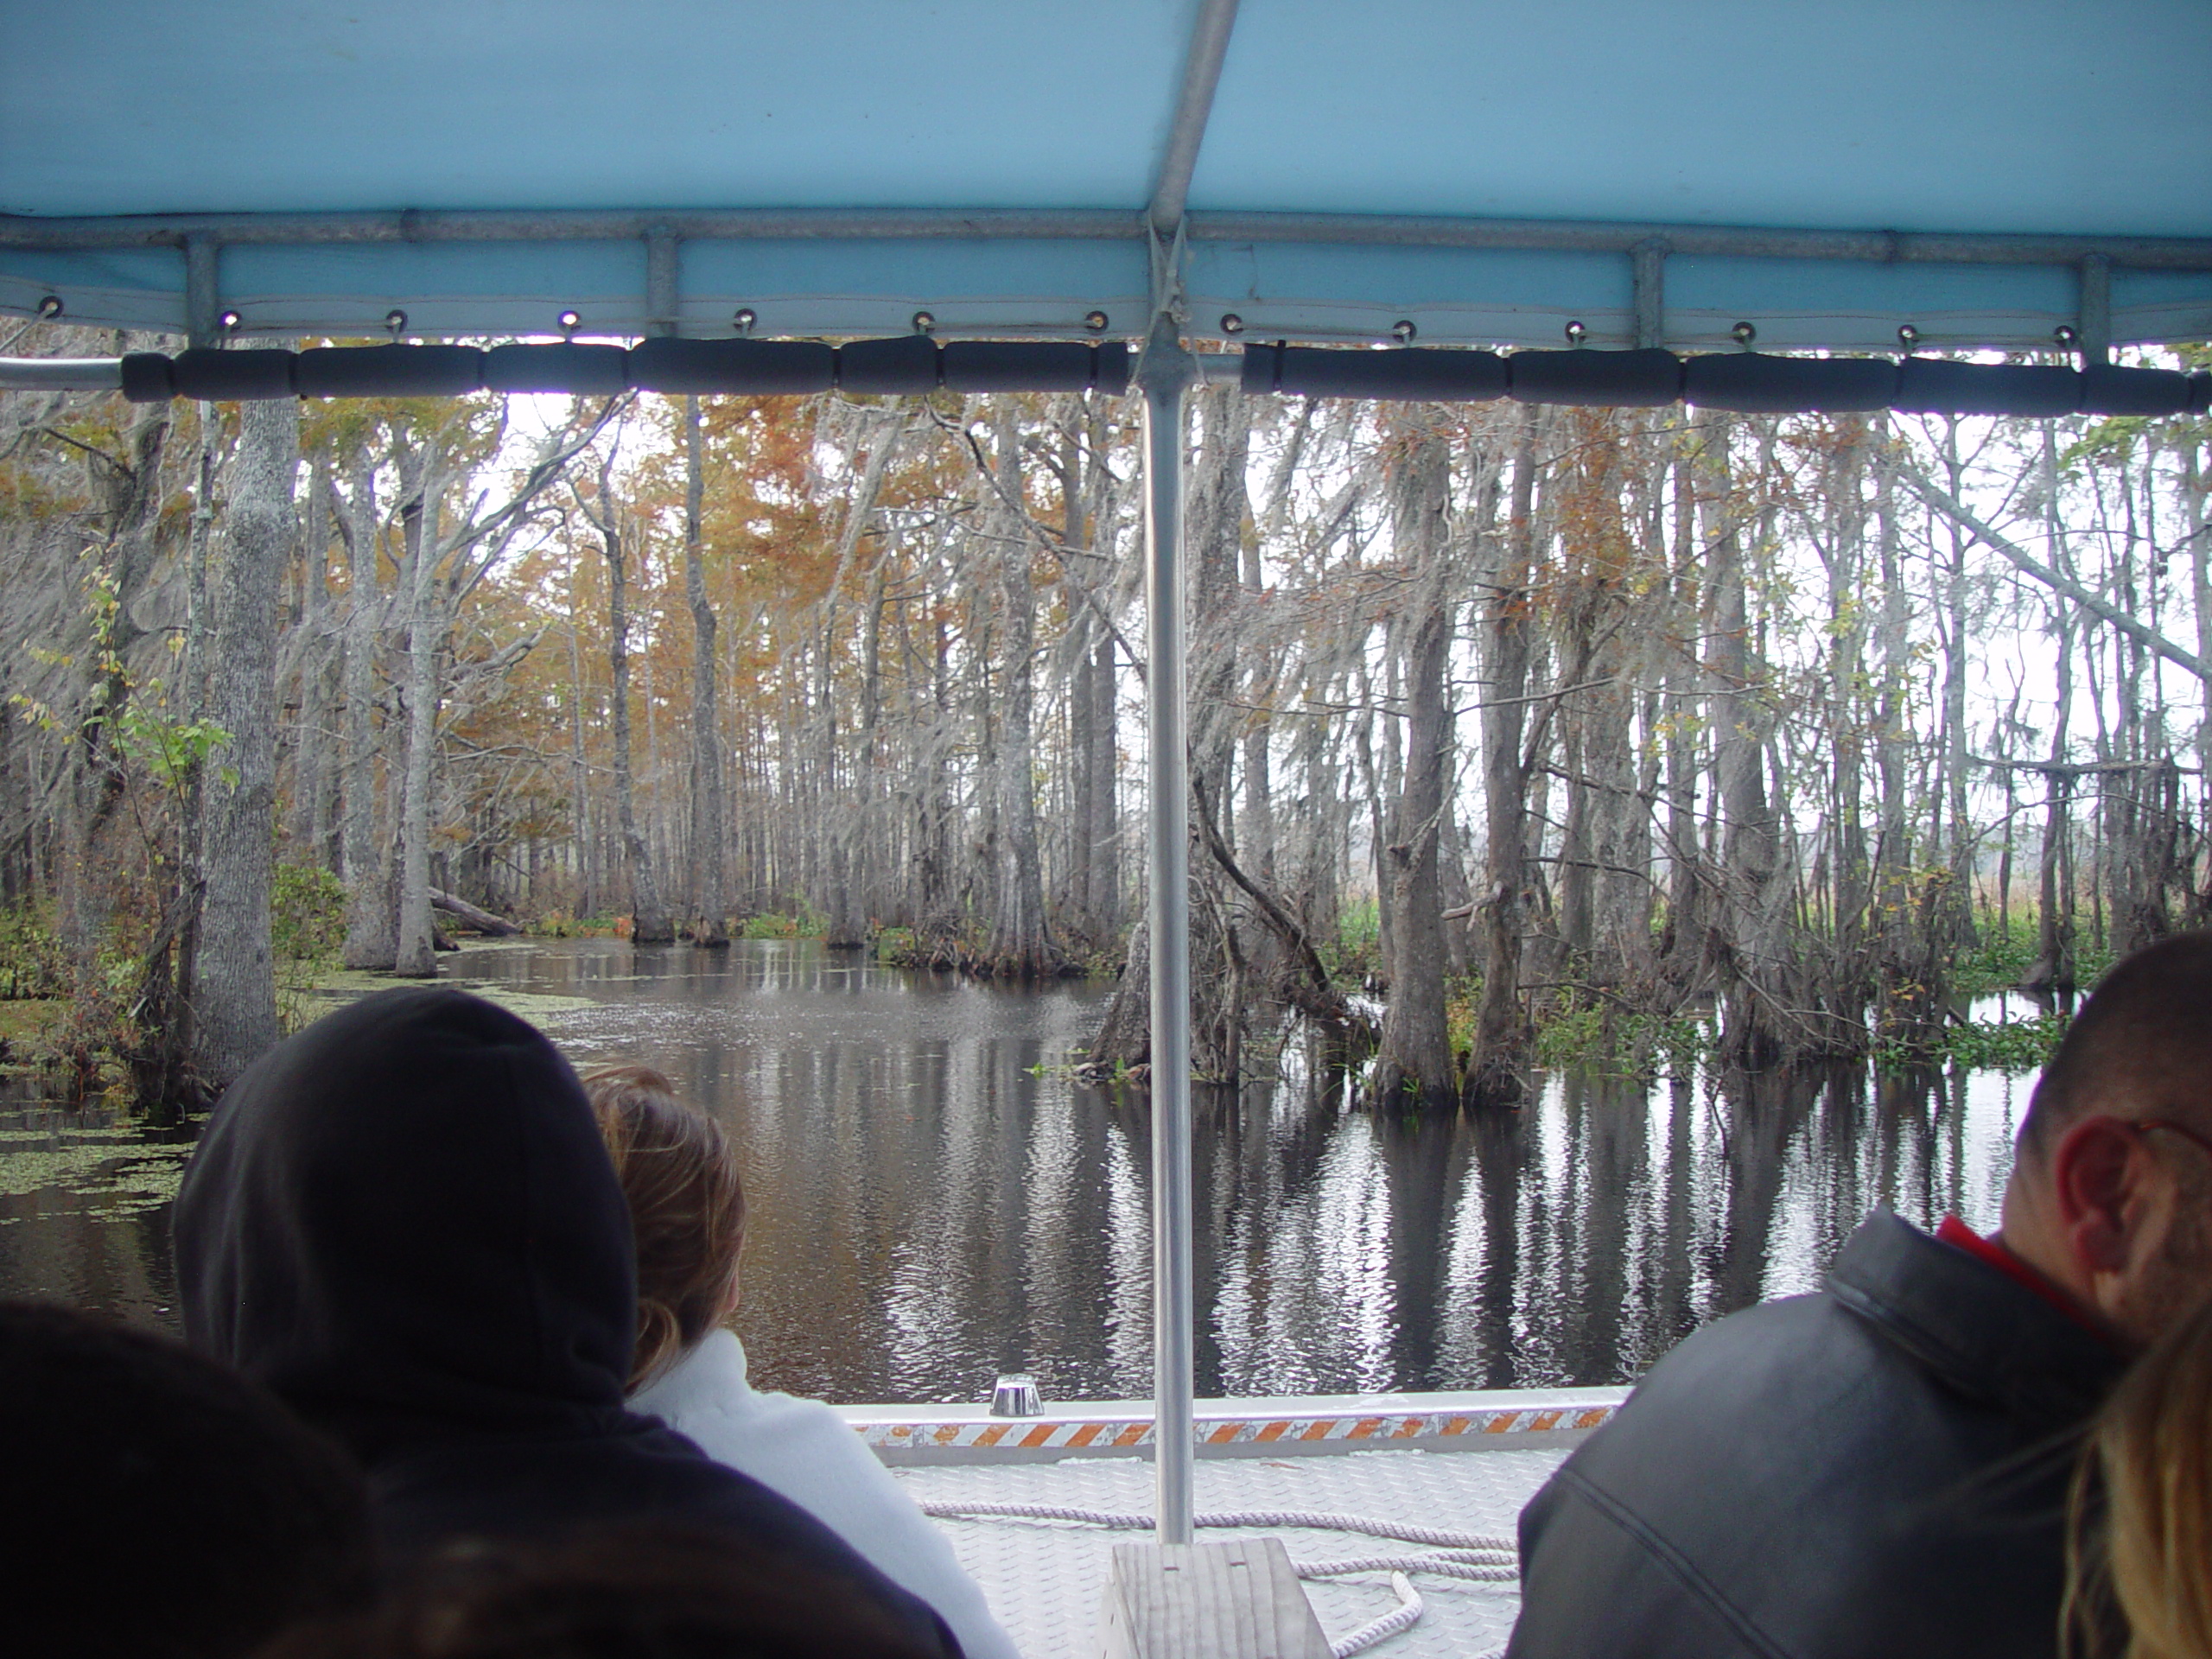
left=1894, top=461, right=2211, bottom=683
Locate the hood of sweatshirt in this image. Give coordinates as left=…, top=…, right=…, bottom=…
left=174, top=987, right=638, bottom=1461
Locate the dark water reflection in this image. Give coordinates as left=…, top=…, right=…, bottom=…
left=0, top=940, right=2024, bottom=1404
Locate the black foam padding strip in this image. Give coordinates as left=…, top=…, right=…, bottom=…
left=296, top=345, right=484, bottom=399
left=942, top=341, right=1096, bottom=393
left=2078, top=365, right=2191, bottom=417
left=119, top=353, right=175, bottom=404
left=626, top=338, right=836, bottom=395
left=1893, top=359, right=2080, bottom=417
left=169, top=347, right=298, bottom=402
left=838, top=335, right=941, bottom=395
left=1509, top=348, right=1682, bottom=407
left=1093, top=343, right=1132, bottom=396
left=1252, top=343, right=1510, bottom=401
left=1683, top=353, right=1899, bottom=414
left=481, top=343, right=629, bottom=396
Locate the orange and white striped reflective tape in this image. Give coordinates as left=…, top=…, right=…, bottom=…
left=852, top=1402, right=1618, bottom=1455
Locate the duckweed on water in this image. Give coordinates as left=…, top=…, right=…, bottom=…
left=297, top=968, right=595, bottom=1025
left=0, top=1125, right=192, bottom=1220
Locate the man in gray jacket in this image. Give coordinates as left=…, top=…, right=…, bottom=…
left=1508, top=932, right=2212, bottom=1659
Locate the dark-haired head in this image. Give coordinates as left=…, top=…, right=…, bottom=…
left=0, top=1300, right=371, bottom=1659
left=2003, top=933, right=2212, bottom=1351
left=263, top=1524, right=950, bottom=1659
left=173, top=987, right=640, bottom=1459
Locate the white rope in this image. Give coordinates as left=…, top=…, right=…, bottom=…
left=1294, top=1554, right=1518, bottom=1584
left=916, top=1500, right=1515, bottom=1554
left=918, top=1501, right=1523, bottom=1656
left=1324, top=1570, right=1421, bottom=1659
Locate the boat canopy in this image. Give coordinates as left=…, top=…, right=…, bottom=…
left=5, top=0, right=2210, bottom=355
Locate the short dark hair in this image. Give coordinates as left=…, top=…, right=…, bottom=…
left=264, top=1524, right=950, bottom=1659
left=0, top=1300, right=372, bottom=1659
left=2024, top=932, right=2212, bottom=1158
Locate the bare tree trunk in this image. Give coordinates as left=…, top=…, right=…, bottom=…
left=986, top=404, right=1060, bottom=978
left=2024, top=618, right=2080, bottom=995
left=1871, top=434, right=1932, bottom=1043
left=1085, top=393, right=1125, bottom=938
left=1241, top=511, right=1277, bottom=887
left=391, top=442, right=443, bottom=978
left=682, top=397, right=728, bottom=946
left=1656, top=446, right=1706, bottom=1002
left=566, top=544, right=596, bottom=920
left=1370, top=421, right=1456, bottom=1109
left=590, top=467, right=671, bottom=944
left=1469, top=412, right=1539, bottom=1107
left=194, top=384, right=292, bottom=1082
left=1700, top=418, right=1793, bottom=1065
left=338, top=446, right=397, bottom=969
left=291, top=451, right=333, bottom=862
left=1936, top=423, right=1980, bottom=955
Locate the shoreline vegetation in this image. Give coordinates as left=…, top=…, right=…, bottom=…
left=0, top=893, right=2101, bottom=1119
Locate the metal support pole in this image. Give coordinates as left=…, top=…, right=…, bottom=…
left=645, top=227, right=679, bottom=338
left=1631, top=238, right=1668, bottom=350
left=1138, top=310, right=1198, bottom=1548
left=184, top=234, right=219, bottom=349
left=2078, top=253, right=2113, bottom=366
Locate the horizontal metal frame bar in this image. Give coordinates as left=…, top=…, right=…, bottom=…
left=5, top=207, right=2211, bottom=269
left=1192, top=213, right=2212, bottom=269
left=12, top=343, right=2204, bottom=423
left=0, top=208, right=1142, bottom=250
left=0, top=355, right=120, bottom=391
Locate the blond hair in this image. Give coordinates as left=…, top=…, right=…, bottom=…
left=582, top=1065, right=747, bottom=1392
left=2070, top=1296, right=2212, bottom=1659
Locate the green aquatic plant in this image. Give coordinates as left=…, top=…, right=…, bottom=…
left=0, top=904, right=67, bottom=1002
left=1877, top=1011, right=2070, bottom=1076
left=0, top=1123, right=193, bottom=1221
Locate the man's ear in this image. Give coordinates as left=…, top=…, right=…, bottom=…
left=2050, top=1116, right=2147, bottom=1276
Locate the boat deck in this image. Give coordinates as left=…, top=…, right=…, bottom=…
left=891, top=1445, right=1567, bottom=1658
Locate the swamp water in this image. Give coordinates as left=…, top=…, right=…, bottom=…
left=0, top=938, right=2031, bottom=1404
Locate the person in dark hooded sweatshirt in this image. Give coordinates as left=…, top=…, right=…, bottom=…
left=172, top=986, right=962, bottom=1658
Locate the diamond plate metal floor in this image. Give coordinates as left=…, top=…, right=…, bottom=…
left=893, top=1447, right=1563, bottom=1659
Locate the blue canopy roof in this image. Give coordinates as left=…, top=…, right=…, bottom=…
left=5, top=0, right=2209, bottom=350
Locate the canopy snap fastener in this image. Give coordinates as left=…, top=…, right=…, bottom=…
left=1563, top=320, right=1587, bottom=346
left=36, top=296, right=62, bottom=320
left=1085, top=310, right=1109, bottom=332
left=2054, top=324, right=2080, bottom=347
left=912, top=310, right=935, bottom=335
left=218, top=309, right=242, bottom=334
left=732, top=308, right=756, bottom=334
left=1391, top=320, right=1417, bottom=343
left=557, top=309, right=582, bottom=341
left=1897, top=323, right=1919, bottom=353
left=385, top=309, right=408, bottom=340
left=1220, top=313, right=1245, bottom=334
left=1732, top=321, right=1757, bottom=347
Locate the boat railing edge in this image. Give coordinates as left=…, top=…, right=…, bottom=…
left=836, top=1384, right=1632, bottom=1467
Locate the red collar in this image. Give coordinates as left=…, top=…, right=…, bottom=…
left=1935, top=1216, right=2107, bottom=1338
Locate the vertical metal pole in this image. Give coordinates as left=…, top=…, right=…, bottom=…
left=1631, top=238, right=1668, bottom=351
left=645, top=226, right=680, bottom=339
left=2078, top=253, right=2113, bottom=367
left=184, top=234, right=219, bottom=350
left=1138, top=312, right=1197, bottom=1548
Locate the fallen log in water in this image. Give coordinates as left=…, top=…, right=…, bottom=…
left=428, top=889, right=521, bottom=937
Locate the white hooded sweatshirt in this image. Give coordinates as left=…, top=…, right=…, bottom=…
left=633, top=1330, right=1023, bottom=1659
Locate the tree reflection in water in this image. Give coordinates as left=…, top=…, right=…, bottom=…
left=0, top=941, right=2024, bottom=1405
